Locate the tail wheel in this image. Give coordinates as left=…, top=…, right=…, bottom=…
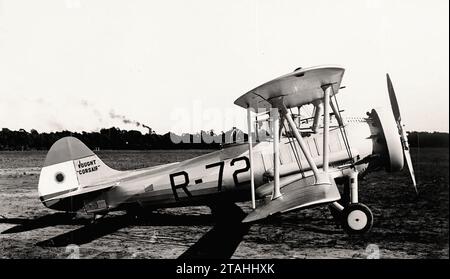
left=341, top=203, right=373, bottom=235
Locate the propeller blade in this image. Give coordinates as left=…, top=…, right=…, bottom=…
left=386, top=73, right=418, bottom=194
left=399, top=124, right=418, bottom=194
left=386, top=73, right=401, bottom=122
left=403, top=147, right=418, bottom=194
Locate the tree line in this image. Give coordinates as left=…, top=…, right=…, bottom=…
left=0, top=127, right=447, bottom=151
left=0, top=127, right=245, bottom=151
left=406, top=131, right=449, bottom=149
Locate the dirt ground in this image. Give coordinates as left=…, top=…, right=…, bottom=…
left=0, top=148, right=448, bottom=259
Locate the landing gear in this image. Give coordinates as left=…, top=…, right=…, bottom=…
left=329, top=170, right=374, bottom=235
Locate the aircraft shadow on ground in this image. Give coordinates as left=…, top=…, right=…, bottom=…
left=1, top=213, right=86, bottom=234
left=0, top=209, right=216, bottom=236
left=34, top=213, right=214, bottom=248
left=2, top=206, right=345, bottom=259
left=36, top=214, right=134, bottom=247
left=178, top=202, right=250, bottom=259
left=25, top=202, right=250, bottom=259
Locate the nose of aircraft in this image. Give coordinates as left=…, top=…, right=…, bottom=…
left=370, top=108, right=404, bottom=172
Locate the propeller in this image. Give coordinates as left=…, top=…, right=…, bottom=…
left=386, top=74, right=418, bottom=194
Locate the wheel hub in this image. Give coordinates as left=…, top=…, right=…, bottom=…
left=347, top=209, right=368, bottom=230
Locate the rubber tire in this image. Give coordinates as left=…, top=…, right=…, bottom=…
left=341, top=203, right=373, bottom=235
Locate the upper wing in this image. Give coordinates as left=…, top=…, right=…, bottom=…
left=234, top=65, right=345, bottom=111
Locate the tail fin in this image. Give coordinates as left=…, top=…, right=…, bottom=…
left=38, top=137, right=119, bottom=204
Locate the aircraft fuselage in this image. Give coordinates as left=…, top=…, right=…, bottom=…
left=73, top=117, right=379, bottom=214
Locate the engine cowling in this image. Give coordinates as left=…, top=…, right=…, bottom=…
left=370, top=108, right=404, bottom=172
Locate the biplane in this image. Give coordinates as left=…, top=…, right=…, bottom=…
left=37, top=65, right=416, bottom=235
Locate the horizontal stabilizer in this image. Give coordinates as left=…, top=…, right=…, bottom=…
left=243, top=176, right=340, bottom=223
left=43, top=183, right=115, bottom=202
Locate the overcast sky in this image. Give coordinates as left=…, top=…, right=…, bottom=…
left=0, top=0, right=448, bottom=134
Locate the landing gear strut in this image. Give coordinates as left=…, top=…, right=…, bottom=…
left=329, top=170, right=374, bottom=235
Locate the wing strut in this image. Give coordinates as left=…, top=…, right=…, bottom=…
left=239, top=67, right=345, bottom=223
left=322, top=84, right=331, bottom=173
left=278, top=84, right=333, bottom=183
left=247, top=106, right=256, bottom=209
left=271, top=108, right=282, bottom=200
left=243, top=86, right=340, bottom=223
left=282, top=109, right=328, bottom=184
left=311, top=102, right=323, bottom=133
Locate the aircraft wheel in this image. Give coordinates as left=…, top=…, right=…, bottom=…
left=341, top=203, right=373, bottom=235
